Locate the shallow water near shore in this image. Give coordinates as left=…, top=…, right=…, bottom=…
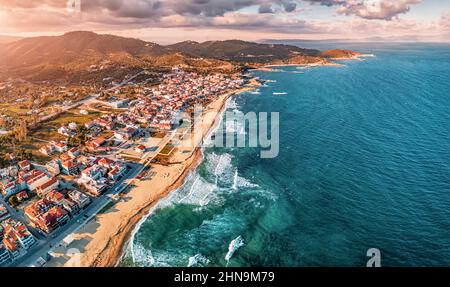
left=121, top=43, right=450, bottom=267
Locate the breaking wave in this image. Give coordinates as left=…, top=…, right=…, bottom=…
left=225, top=236, right=245, bottom=265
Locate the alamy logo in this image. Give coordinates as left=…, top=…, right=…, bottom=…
left=178, top=105, right=280, bottom=159
left=366, top=248, right=381, bottom=267
left=67, top=0, right=81, bottom=13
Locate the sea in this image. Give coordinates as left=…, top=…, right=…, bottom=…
left=120, top=42, right=450, bottom=267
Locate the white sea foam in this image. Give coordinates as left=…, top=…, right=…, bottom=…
left=225, top=236, right=245, bottom=265
left=232, top=169, right=238, bottom=191
left=225, top=119, right=245, bottom=136
left=273, top=92, right=288, bottom=95
left=131, top=242, right=155, bottom=267
left=188, top=254, right=210, bottom=267
left=227, top=98, right=238, bottom=109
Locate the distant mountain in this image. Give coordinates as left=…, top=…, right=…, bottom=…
left=167, top=40, right=322, bottom=64
left=0, top=31, right=361, bottom=82
left=0, top=31, right=233, bottom=81
left=0, top=31, right=172, bottom=68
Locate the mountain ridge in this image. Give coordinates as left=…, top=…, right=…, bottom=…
left=0, top=31, right=361, bottom=82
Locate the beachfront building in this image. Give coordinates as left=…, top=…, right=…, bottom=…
left=81, top=165, right=107, bottom=182
left=67, top=190, right=91, bottom=209
left=24, top=199, right=70, bottom=234
left=0, top=219, right=36, bottom=261
left=82, top=180, right=107, bottom=197
left=45, top=190, right=79, bottom=215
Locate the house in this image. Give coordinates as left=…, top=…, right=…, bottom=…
left=68, top=122, right=77, bottom=130
left=1, top=181, right=25, bottom=197
left=61, top=160, right=78, bottom=175
left=108, top=99, right=129, bottom=109
left=83, top=181, right=107, bottom=197
left=97, top=119, right=114, bottom=130
left=61, top=199, right=79, bottom=215
left=108, top=164, right=127, bottom=181
left=25, top=170, right=51, bottom=192
left=25, top=199, right=53, bottom=224
left=135, top=145, right=146, bottom=154
left=84, top=121, right=96, bottom=129
left=58, top=126, right=72, bottom=137
left=18, top=160, right=31, bottom=171
left=25, top=200, right=69, bottom=234
left=39, top=145, right=54, bottom=156
left=44, top=190, right=65, bottom=206
left=36, top=177, right=60, bottom=197
left=114, top=127, right=137, bottom=140
left=59, top=153, right=72, bottom=163
left=92, top=137, right=106, bottom=148
left=68, top=147, right=80, bottom=158
left=114, top=131, right=127, bottom=141
left=81, top=165, right=106, bottom=181
left=54, top=142, right=68, bottom=153
left=67, top=190, right=91, bottom=209
left=39, top=206, right=70, bottom=233
left=2, top=235, right=19, bottom=259
left=2, top=219, right=36, bottom=251
left=46, top=160, right=60, bottom=176
left=97, top=157, right=115, bottom=169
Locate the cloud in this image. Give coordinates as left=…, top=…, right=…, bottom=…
left=79, top=0, right=300, bottom=18
left=441, top=12, right=450, bottom=30
left=0, top=0, right=442, bottom=42
left=337, top=0, right=422, bottom=20
left=306, top=0, right=421, bottom=20
left=0, top=0, right=305, bottom=33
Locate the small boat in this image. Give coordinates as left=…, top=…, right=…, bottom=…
left=273, top=92, right=288, bottom=95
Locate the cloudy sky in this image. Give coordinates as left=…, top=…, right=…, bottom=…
left=0, top=0, right=449, bottom=43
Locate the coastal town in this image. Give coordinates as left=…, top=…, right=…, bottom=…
left=0, top=67, right=246, bottom=267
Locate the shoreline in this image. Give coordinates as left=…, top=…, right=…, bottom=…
left=253, top=53, right=375, bottom=72
left=45, top=85, right=254, bottom=267
left=113, top=88, right=242, bottom=267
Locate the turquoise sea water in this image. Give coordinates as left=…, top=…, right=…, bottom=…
left=122, top=43, right=450, bottom=267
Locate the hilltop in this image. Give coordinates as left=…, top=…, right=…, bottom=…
left=0, top=31, right=362, bottom=82
left=0, top=31, right=233, bottom=82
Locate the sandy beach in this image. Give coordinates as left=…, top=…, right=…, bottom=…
left=45, top=86, right=253, bottom=267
